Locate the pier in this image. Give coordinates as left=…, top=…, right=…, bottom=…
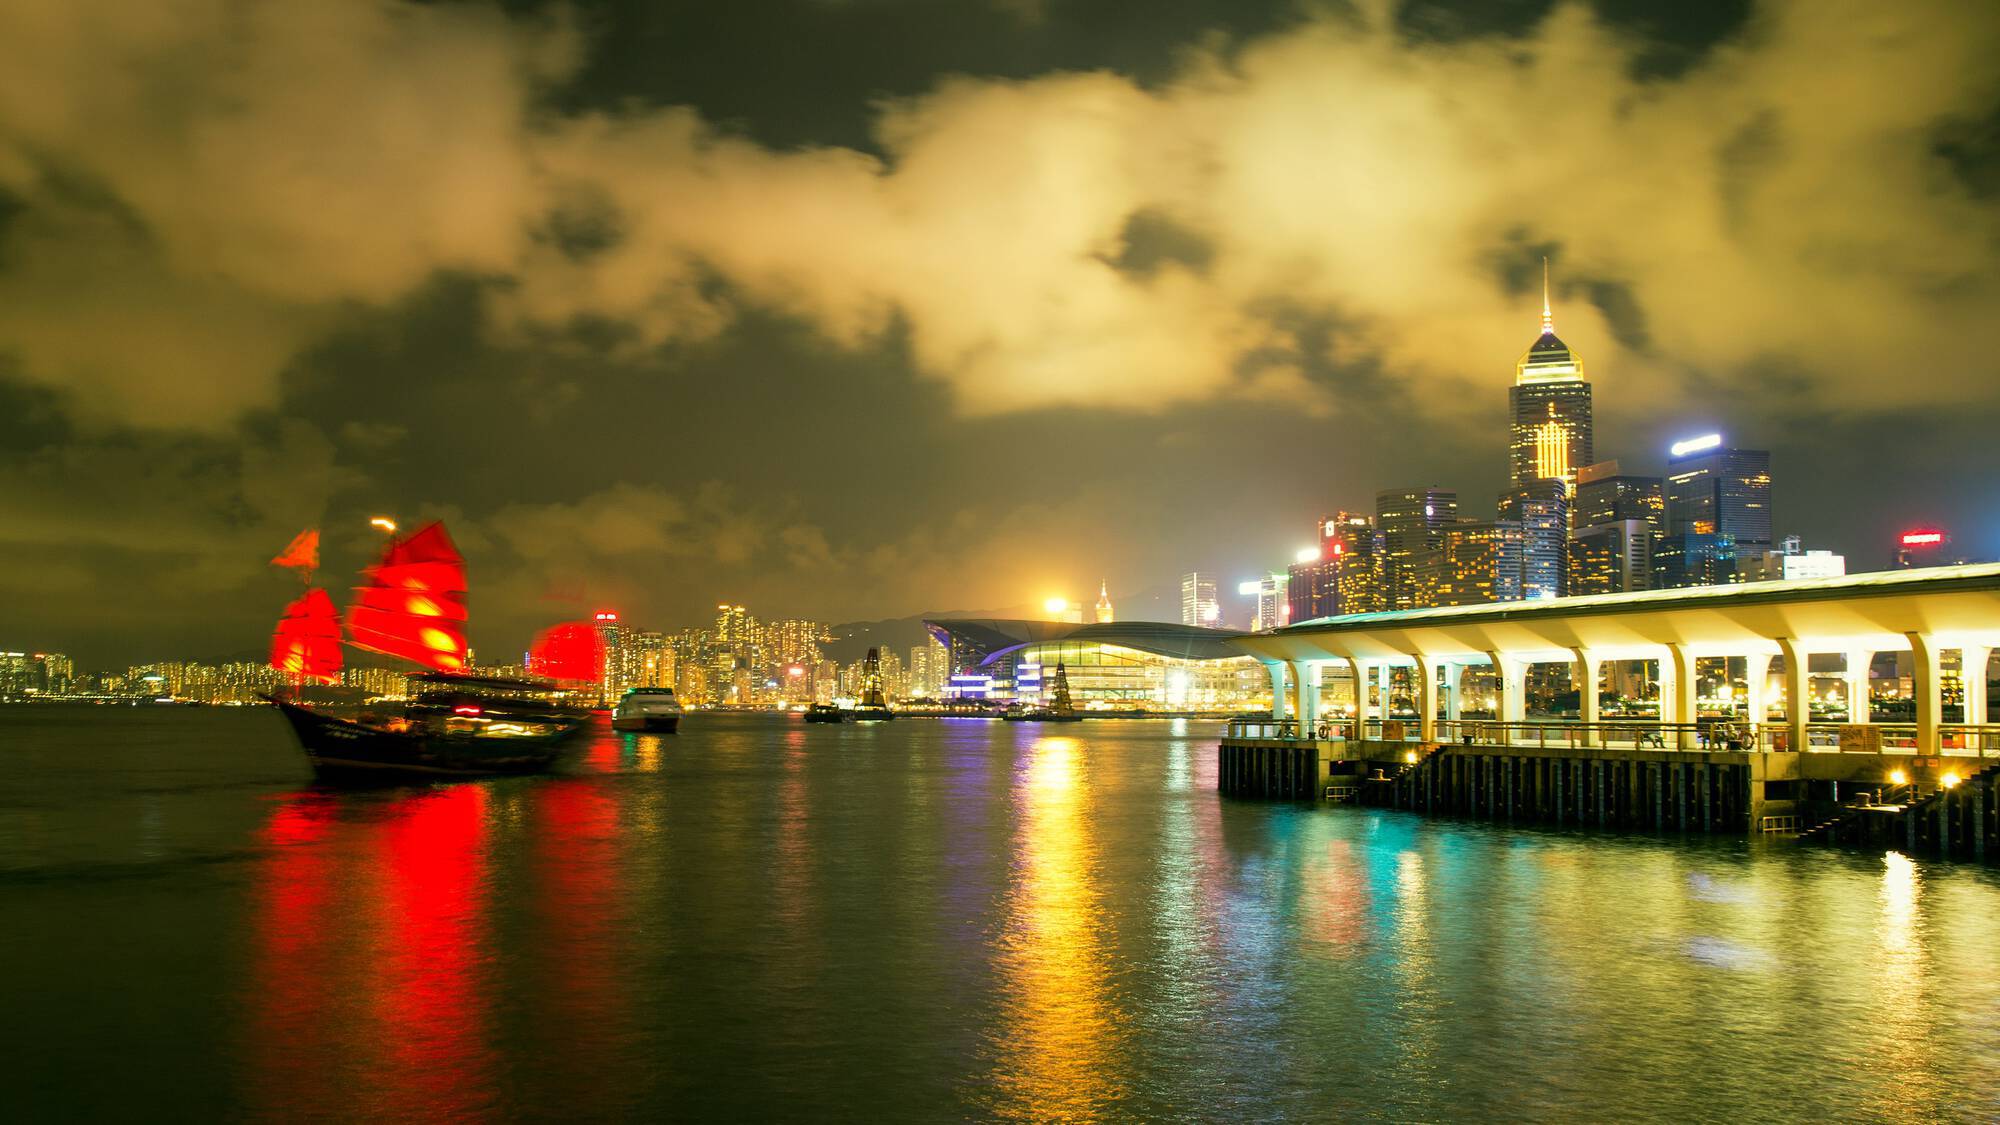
left=1219, top=564, right=2000, bottom=861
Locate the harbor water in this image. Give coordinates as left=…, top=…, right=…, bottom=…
left=3, top=706, right=1998, bottom=1121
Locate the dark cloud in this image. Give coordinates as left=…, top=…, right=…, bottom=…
left=2, top=0, right=1999, bottom=665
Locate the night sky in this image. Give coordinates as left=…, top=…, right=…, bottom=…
left=4, top=0, right=2000, bottom=666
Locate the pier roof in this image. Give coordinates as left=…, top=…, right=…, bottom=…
left=1232, top=563, right=2000, bottom=664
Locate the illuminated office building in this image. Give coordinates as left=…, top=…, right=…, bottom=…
left=1665, top=435, right=1772, bottom=552
left=1574, top=461, right=1665, bottom=532
left=1500, top=479, right=1569, bottom=599
left=1411, top=521, right=1525, bottom=607
left=1094, top=580, right=1115, bottom=624
left=1377, top=488, right=1457, bottom=610
left=1288, top=513, right=1384, bottom=622
left=1508, top=261, right=1592, bottom=496
left=1179, top=572, right=1219, bottom=626
left=1570, top=519, right=1653, bottom=595
left=1652, top=531, right=1737, bottom=589
left=1241, top=572, right=1289, bottom=631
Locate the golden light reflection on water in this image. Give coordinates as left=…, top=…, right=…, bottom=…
left=989, top=735, right=1127, bottom=1120
left=1868, top=851, right=1934, bottom=1106
left=1386, top=849, right=1442, bottom=1086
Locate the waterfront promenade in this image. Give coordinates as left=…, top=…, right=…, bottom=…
left=1220, top=564, right=2000, bottom=858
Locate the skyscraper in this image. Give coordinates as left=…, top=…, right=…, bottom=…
left=1377, top=488, right=1457, bottom=610
left=1665, top=435, right=1772, bottom=552
left=1243, top=572, right=1288, bottom=631
left=1500, top=479, right=1569, bottom=599
left=1569, top=520, right=1653, bottom=595
left=1652, top=531, right=1737, bottom=589
left=1094, top=580, right=1115, bottom=623
left=1180, top=572, right=1219, bottom=626
left=1573, top=460, right=1665, bottom=532
left=1411, top=520, right=1525, bottom=607
left=1508, top=260, right=1593, bottom=497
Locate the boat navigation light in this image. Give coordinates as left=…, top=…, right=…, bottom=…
left=370, top=516, right=398, bottom=534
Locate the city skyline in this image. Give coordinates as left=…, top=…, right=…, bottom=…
left=5, top=0, right=2000, bottom=667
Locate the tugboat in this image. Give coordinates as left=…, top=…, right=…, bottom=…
left=264, top=519, right=587, bottom=782
left=848, top=647, right=896, bottom=722
left=803, top=702, right=847, bottom=723
left=612, top=686, right=683, bottom=732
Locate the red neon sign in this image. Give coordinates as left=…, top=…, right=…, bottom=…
left=1900, top=531, right=1944, bottom=547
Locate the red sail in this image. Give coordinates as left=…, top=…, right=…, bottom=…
left=271, top=588, right=343, bottom=684
left=347, top=521, right=470, bottom=673
left=528, top=622, right=606, bottom=684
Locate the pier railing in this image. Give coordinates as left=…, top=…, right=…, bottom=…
left=1226, top=717, right=2000, bottom=756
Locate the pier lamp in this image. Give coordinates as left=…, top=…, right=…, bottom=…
left=1404, top=750, right=1419, bottom=764
left=1889, top=769, right=1908, bottom=785
left=1942, top=772, right=1961, bottom=789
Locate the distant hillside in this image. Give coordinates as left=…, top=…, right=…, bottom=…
left=823, top=581, right=1198, bottom=663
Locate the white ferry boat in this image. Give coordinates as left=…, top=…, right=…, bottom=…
left=612, top=686, right=683, bottom=733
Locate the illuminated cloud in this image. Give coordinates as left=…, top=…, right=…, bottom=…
left=0, top=0, right=1994, bottom=428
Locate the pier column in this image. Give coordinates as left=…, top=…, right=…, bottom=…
left=1909, top=632, right=1943, bottom=756
left=1963, top=646, right=1990, bottom=727
left=1486, top=651, right=1526, bottom=726
left=1572, top=648, right=1601, bottom=745
left=1744, top=653, right=1772, bottom=735
left=1662, top=644, right=1697, bottom=750
left=1412, top=654, right=1439, bottom=743
left=1289, top=661, right=1321, bottom=731
left=1775, top=638, right=1810, bottom=755
left=1337, top=656, right=1364, bottom=729
left=1444, top=663, right=1463, bottom=724
left=1377, top=664, right=1394, bottom=728
left=1263, top=661, right=1286, bottom=721
left=1350, top=660, right=1370, bottom=723
left=1844, top=650, right=1872, bottom=724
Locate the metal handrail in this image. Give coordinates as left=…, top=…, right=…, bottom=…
left=1228, top=715, right=2000, bottom=757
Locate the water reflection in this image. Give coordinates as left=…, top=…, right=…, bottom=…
left=244, top=785, right=496, bottom=1118
left=987, top=736, right=1126, bottom=1119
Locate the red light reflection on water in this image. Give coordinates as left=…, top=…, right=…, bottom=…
left=246, top=794, right=342, bottom=1105
left=526, top=778, right=629, bottom=1105
left=245, top=786, right=495, bottom=1118
left=371, top=785, right=495, bottom=1113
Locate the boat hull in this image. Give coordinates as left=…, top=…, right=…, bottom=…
left=274, top=699, right=579, bottom=782
left=612, top=713, right=680, bottom=733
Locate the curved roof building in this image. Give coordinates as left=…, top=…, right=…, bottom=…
left=925, top=618, right=1261, bottom=710
left=925, top=619, right=1247, bottom=666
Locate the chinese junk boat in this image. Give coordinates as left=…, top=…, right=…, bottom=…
left=1004, top=661, right=1083, bottom=722
left=265, top=520, right=588, bottom=782
left=848, top=647, right=895, bottom=722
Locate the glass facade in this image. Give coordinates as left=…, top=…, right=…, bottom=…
left=1000, top=641, right=1264, bottom=710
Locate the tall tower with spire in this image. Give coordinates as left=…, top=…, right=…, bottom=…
left=1507, top=258, right=1593, bottom=496
left=1094, top=579, right=1114, bottom=624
